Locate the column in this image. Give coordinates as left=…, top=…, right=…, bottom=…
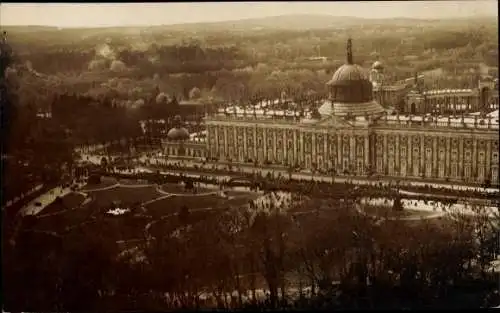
left=486, top=140, right=492, bottom=175
left=420, top=135, right=425, bottom=177
left=337, top=134, right=342, bottom=169
left=233, top=126, right=237, bottom=161
left=364, top=135, right=370, bottom=171
left=312, top=132, right=316, bottom=163
left=383, top=134, right=388, bottom=174
left=432, top=136, right=438, bottom=178
left=324, top=133, right=328, bottom=168
left=446, top=137, right=451, bottom=177
left=263, top=129, right=268, bottom=161
left=283, top=130, right=287, bottom=165
left=293, top=130, right=297, bottom=165
left=214, top=126, right=219, bottom=157
left=472, top=138, right=477, bottom=180
left=299, top=131, right=304, bottom=164
left=350, top=135, right=356, bottom=170
left=243, top=127, right=247, bottom=160
left=395, top=134, right=400, bottom=174
left=253, top=126, right=257, bottom=160
left=223, top=126, right=228, bottom=159
left=459, top=137, right=464, bottom=179
left=408, top=135, right=412, bottom=175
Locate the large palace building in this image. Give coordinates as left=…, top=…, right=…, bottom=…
left=164, top=39, right=499, bottom=186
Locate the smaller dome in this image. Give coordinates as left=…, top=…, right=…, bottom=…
left=156, top=92, right=170, bottom=104
left=372, top=60, right=384, bottom=70
left=167, top=127, right=190, bottom=141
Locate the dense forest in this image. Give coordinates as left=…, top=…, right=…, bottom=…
left=3, top=16, right=498, bottom=109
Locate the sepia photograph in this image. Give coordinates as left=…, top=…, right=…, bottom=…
left=1, top=1, right=499, bottom=310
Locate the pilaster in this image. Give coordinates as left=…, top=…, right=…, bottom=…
left=312, top=132, right=316, bottom=162
left=420, top=135, right=425, bottom=176
left=283, top=130, right=287, bottom=165
left=350, top=135, right=356, bottom=169
left=486, top=140, right=492, bottom=173
left=383, top=134, right=388, bottom=173
left=364, top=134, right=370, bottom=170
left=408, top=135, right=412, bottom=175
left=472, top=138, right=477, bottom=179
left=395, top=134, right=400, bottom=171
left=459, top=137, right=464, bottom=179
left=253, top=126, right=257, bottom=160
left=293, top=130, right=297, bottom=164
left=223, top=127, right=228, bottom=159
left=337, top=134, right=342, bottom=167
left=243, top=127, right=247, bottom=159
left=432, top=136, right=438, bottom=178
left=214, top=126, right=219, bottom=157
left=233, top=126, right=237, bottom=160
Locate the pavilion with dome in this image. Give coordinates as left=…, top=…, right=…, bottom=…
left=162, top=115, right=207, bottom=159
left=178, top=38, right=499, bottom=186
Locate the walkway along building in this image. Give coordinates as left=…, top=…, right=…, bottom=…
left=166, top=39, right=500, bottom=187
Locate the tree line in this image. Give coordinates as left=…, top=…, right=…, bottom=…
left=3, top=192, right=499, bottom=311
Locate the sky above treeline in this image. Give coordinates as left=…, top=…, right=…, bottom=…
left=0, top=1, right=497, bottom=28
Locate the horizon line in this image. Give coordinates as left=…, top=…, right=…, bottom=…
left=1, top=13, right=497, bottom=29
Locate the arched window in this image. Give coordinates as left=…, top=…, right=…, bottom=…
left=410, top=103, right=416, bottom=114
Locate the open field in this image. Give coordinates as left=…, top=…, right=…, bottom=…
left=28, top=178, right=263, bottom=238
left=81, top=176, right=118, bottom=191
left=39, top=192, right=87, bottom=216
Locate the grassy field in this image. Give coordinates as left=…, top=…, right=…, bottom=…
left=159, top=183, right=214, bottom=195
left=362, top=205, right=437, bottom=219
left=145, top=194, right=226, bottom=217
left=28, top=179, right=262, bottom=238
left=40, top=192, right=87, bottom=216
left=87, top=186, right=162, bottom=208
left=81, top=177, right=118, bottom=191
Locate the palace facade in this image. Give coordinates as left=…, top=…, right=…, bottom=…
left=165, top=39, right=500, bottom=186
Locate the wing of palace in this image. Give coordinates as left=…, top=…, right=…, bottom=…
left=163, top=39, right=500, bottom=186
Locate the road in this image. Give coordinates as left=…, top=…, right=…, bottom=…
left=79, top=152, right=499, bottom=194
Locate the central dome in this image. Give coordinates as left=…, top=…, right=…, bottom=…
left=328, top=64, right=367, bottom=84
left=319, top=38, right=385, bottom=117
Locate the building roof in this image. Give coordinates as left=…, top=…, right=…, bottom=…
left=422, top=89, right=475, bottom=96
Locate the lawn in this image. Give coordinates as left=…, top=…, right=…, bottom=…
left=27, top=179, right=262, bottom=238
left=82, top=215, right=151, bottom=241
left=147, top=210, right=219, bottom=238
left=39, top=192, right=87, bottom=216
left=32, top=201, right=98, bottom=233
left=361, top=205, right=437, bottom=219
left=145, top=194, right=226, bottom=217
left=81, top=176, right=118, bottom=191
left=87, top=186, right=163, bottom=208
left=118, top=179, right=152, bottom=186
left=159, top=183, right=215, bottom=195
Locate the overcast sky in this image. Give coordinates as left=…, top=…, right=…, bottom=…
left=1, top=1, right=497, bottom=28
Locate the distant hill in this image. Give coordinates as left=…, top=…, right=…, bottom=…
left=2, top=14, right=497, bottom=34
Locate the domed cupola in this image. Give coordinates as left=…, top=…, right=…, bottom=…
left=326, top=38, right=373, bottom=103
left=372, top=60, right=384, bottom=71
left=319, top=38, right=385, bottom=117
left=166, top=115, right=190, bottom=141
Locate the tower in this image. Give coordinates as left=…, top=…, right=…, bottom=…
left=370, top=60, right=385, bottom=88
left=478, top=76, right=495, bottom=112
